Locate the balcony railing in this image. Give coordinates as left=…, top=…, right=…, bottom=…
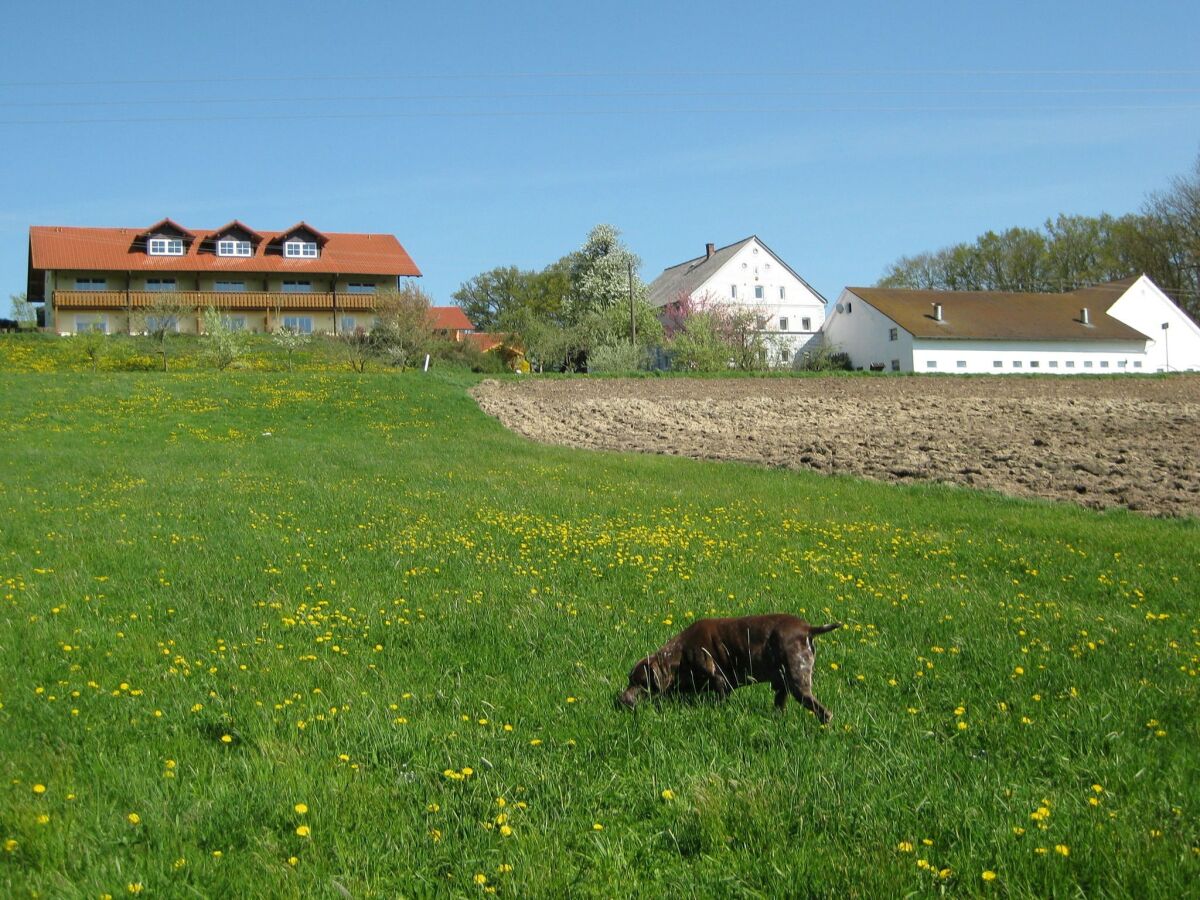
left=52, top=290, right=380, bottom=311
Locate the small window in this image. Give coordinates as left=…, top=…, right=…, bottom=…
left=956, top=360, right=967, bottom=369
left=146, top=278, right=176, bottom=292
left=889, top=327, right=898, bottom=342
left=346, top=283, right=376, bottom=294
left=214, top=281, right=246, bottom=292
left=801, top=317, right=811, bottom=331
left=1100, top=360, right=1109, bottom=369
left=993, top=360, right=1003, bottom=368
left=74, top=277, right=106, bottom=291
left=1048, top=361, right=1058, bottom=368
left=1013, top=361, right=1023, bottom=369
left=1133, top=361, right=1142, bottom=368
left=1029, top=361, right=1039, bottom=368
left=1084, top=360, right=1094, bottom=368
left=754, top=285, right=764, bottom=300
left=755, top=315, right=768, bottom=330
left=891, top=359, right=900, bottom=372
left=74, top=315, right=106, bottom=333
left=1065, top=361, right=1076, bottom=368
left=284, top=240, right=318, bottom=259
left=282, top=280, right=312, bottom=293
left=341, top=315, right=358, bottom=332
left=779, top=286, right=786, bottom=300
left=282, top=315, right=313, bottom=334
left=223, top=316, right=246, bottom=331
left=926, top=360, right=937, bottom=369
left=846, top=302, right=852, bottom=313
left=780, top=348, right=791, bottom=363
left=148, top=237, right=184, bottom=256
left=778, top=317, right=789, bottom=331
left=731, top=284, right=738, bottom=299
left=217, top=239, right=252, bottom=257
left=1118, top=360, right=1127, bottom=368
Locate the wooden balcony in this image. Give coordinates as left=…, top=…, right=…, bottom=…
left=52, top=290, right=380, bottom=311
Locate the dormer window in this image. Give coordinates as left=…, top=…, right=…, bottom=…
left=148, top=237, right=184, bottom=256
left=284, top=240, right=319, bottom=259
left=217, top=239, right=253, bottom=257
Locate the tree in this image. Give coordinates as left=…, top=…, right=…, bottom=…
left=452, top=265, right=535, bottom=332
left=200, top=307, right=249, bottom=371
left=75, top=328, right=107, bottom=373
left=372, top=282, right=436, bottom=368
left=661, top=291, right=773, bottom=372
left=564, top=223, right=648, bottom=322
left=135, top=294, right=195, bottom=371
left=10, top=292, right=36, bottom=330
left=272, top=327, right=311, bottom=370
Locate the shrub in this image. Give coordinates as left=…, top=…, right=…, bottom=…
left=587, top=342, right=646, bottom=374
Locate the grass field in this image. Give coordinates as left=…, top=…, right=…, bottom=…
left=1, top=365, right=1197, bottom=897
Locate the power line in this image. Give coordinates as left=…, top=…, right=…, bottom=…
left=3, top=68, right=1200, bottom=89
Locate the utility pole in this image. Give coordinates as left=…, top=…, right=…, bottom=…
left=628, top=261, right=636, bottom=346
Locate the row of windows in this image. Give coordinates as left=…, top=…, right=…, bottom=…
left=732, top=285, right=789, bottom=300
left=73, top=313, right=369, bottom=335
left=922, top=359, right=1143, bottom=370
left=72, top=277, right=377, bottom=293
left=748, top=315, right=813, bottom=331
left=147, top=237, right=319, bottom=258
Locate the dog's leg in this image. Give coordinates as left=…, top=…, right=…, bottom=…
left=785, top=638, right=832, bottom=724
left=772, top=672, right=789, bottom=712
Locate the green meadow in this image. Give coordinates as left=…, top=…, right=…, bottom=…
left=0, top=363, right=1197, bottom=897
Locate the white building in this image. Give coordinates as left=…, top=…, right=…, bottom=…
left=821, top=275, right=1200, bottom=374
left=647, top=236, right=828, bottom=366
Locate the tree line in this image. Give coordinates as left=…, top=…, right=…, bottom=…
left=878, top=153, right=1200, bottom=321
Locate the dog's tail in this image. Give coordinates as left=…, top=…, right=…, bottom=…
left=809, top=622, right=843, bottom=637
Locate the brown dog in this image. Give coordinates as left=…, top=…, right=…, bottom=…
left=618, top=614, right=841, bottom=722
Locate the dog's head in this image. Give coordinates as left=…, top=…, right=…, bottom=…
left=617, top=656, right=660, bottom=709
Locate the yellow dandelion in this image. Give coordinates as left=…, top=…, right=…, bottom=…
left=897, top=841, right=914, bottom=852
left=220, top=734, right=233, bottom=744
left=497, top=863, right=513, bottom=873
left=499, top=825, right=513, bottom=837
left=295, top=825, right=311, bottom=838
left=127, top=884, right=143, bottom=894
left=294, top=803, right=308, bottom=815
left=982, top=870, right=997, bottom=881
left=35, top=814, right=50, bottom=826
left=4, top=839, right=18, bottom=852
left=288, top=856, right=299, bottom=866
left=592, top=823, right=603, bottom=831
left=127, top=813, right=141, bottom=825
left=474, top=873, right=487, bottom=885
left=1055, top=844, right=1070, bottom=857
left=661, top=789, right=676, bottom=801
left=32, top=784, right=46, bottom=795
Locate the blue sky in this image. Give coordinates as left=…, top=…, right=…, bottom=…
left=2, top=1, right=1198, bottom=309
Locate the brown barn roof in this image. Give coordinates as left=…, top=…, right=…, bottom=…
left=846, top=279, right=1149, bottom=342
left=29, top=223, right=421, bottom=277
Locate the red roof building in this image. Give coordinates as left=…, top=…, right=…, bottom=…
left=28, top=219, right=422, bottom=336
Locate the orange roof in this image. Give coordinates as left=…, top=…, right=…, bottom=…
left=465, top=332, right=504, bottom=352
left=29, top=223, right=421, bottom=277
left=429, top=306, right=474, bottom=331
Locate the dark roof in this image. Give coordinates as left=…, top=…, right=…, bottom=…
left=845, top=278, right=1149, bottom=342
left=647, top=236, right=827, bottom=308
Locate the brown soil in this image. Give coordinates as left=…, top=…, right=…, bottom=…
left=471, top=376, right=1200, bottom=518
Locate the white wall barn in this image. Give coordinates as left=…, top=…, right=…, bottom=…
left=821, top=276, right=1200, bottom=374
left=647, top=236, right=827, bottom=366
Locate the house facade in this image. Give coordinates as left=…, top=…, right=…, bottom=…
left=647, top=236, right=827, bottom=366
left=27, top=218, right=422, bottom=336
left=821, top=276, right=1200, bottom=373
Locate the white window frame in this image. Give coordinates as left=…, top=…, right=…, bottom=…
left=889, top=327, right=898, bottom=341
left=75, top=315, right=107, bottom=334
left=340, top=315, right=358, bottom=332
left=730, top=284, right=738, bottom=299
left=148, top=237, right=184, bottom=256
left=1013, top=360, right=1023, bottom=369
left=284, top=240, right=319, bottom=259
left=778, top=316, right=789, bottom=331
left=801, top=317, right=811, bottom=332
left=780, top=347, right=791, bottom=363
left=1100, top=360, right=1110, bottom=369
left=1065, top=360, right=1076, bottom=368
left=956, top=360, right=967, bottom=368
left=217, top=239, right=252, bottom=257
left=994, top=360, right=1003, bottom=368
left=1084, top=360, right=1094, bottom=368
left=926, top=360, right=937, bottom=369
left=1029, top=360, right=1040, bottom=369
left=779, top=286, right=786, bottom=300
left=282, top=315, right=313, bottom=334
left=1048, top=361, right=1058, bottom=368
left=754, top=285, right=764, bottom=300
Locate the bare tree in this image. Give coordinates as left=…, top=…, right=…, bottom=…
left=135, top=294, right=195, bottom=371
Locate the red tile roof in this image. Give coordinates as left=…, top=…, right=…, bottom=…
left=429, top=306, right=474, bottom=331
left=29, top=223, right=421, bottom=277
left=465, top=332, right=505, bottom=352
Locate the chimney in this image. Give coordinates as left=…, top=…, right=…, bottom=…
left=932, top=302, right=943, bottom=322
left=1080, top=307, right=1091, bottom=325
left=705, top=242, right=715, bottom=260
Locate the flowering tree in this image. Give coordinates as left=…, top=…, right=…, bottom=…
left=661, top=291, right=775, bottom=371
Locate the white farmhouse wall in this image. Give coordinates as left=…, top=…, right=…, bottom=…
left=822, top=289, right=914, bottom=370
left=913, top=339, right=1149, bottom=374
left=1106, top=275, right=1200, bottom=372
left=693, top=238, right=826, bottom=363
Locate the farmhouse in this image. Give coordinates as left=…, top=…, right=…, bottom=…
left=27, top=218, right=423, bottom=336
left=647, top=236, right=828, bottom=366
left=821, top=275, right=1200, bottom=373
